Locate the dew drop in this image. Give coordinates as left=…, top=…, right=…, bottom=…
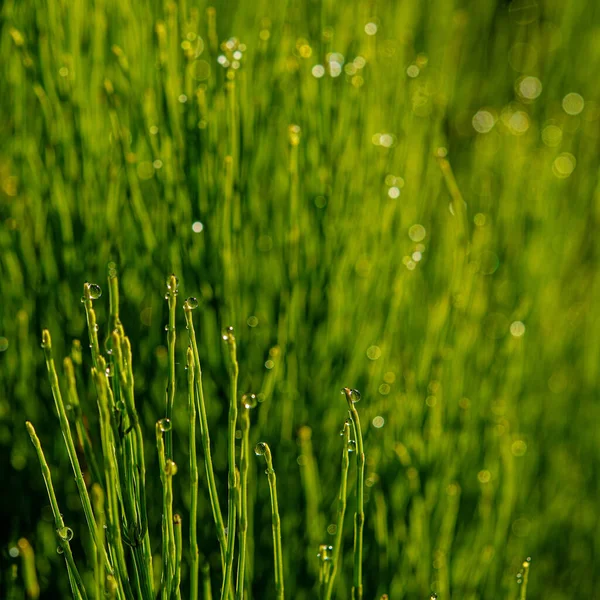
left=58, top=526, right=74, bottom=541
left=317, top=544, right=334, bottom=561
left=88, top=284, right=102, bottom=300
left=242, top=393, right=257, bottom=409
left=105, top=366, right=113, bottom=378
left=348, top=440, right=357, bottom=453
left=350, top=389, right=361, bottom=403
left=165, top=459, right=178, bottom=475
left=186, top=297, right=199, bottom=309
left=158, top=418, right=172, bottom=432
left=430, top=594, right=438, bottom=600
left=222, top=325, right=234, bottom=341
left=56, top=546, right=64, bottom=554
left=254, top=442, right=267, bottom=456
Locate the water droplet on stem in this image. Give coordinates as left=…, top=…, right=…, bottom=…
left=58, top=526, right=73, bottom=541
left=88, top=284, right=102, bottom=300
left=158, top=418, right=172, bottom=432
left=186, top=297, right=199, bottom=309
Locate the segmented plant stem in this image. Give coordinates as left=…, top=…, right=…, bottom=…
left=25, top=422, right=88, bottom=600
left=324, top=420, right=351, bottom=600
left=91, top=484, right=106, bottom=600
left=17, top=538, right=40, bottom=600
left=166, top=274, right=177, bottom=460
left=157, top=422, right=176, bottom=600
left=111, top=331, right=154, bottom=597
left=41, top=330, right=111, bottom=575
left=82, top=283, right=102, bottom=369
left=63, top=356, right=103, bottom=486
left=236, top=404, right=251, bottom=600
left=92, top=363, right=131, bottom=600
left=257, top=443, right=284, bottom=599
left=344, top=388, right=364, bottom=600
left=221, top=330, right=239, bottom=600
left=183, top=304, right=227, bottom=559
left=187, top=347, right=200, bottom=600
left=520, top=560, right=531, bottom=600
left=202, top=561, right=213, bottom=600
left=173, top=514, right=183, bottom=600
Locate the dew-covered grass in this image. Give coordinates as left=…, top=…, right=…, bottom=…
left=1, top=0, right=599, bottom=598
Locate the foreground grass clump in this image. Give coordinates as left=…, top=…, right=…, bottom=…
left=24, top=272, right=369, bottom=599
left=1, top=0, right=599, bottom=598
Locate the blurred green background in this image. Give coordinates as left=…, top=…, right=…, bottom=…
left=1, top=0, right=599, bottom=597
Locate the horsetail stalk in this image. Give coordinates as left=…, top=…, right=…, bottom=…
left=82, top=282, right=102, bottom=369
left=110, top=330, right=154, bottom=597
left=183, top=300, right=227, bottom=559
left=63, top=356, right=103, bottom=487
left=221, top=326, right=239, bottom=600
left=202, top=561, right=213, bottom=600
left=255, top=442, right=284, bottom=600
left=236, top=394, right=256, bottom=600
left=343, top=388, right=365, bottom=600
left=25, top=421, right=88, bottom=600
left=187, top=347, right=200, bottom=600
left=17, top=538, right=40, bottom=600
left=520, top=558, right=531, bottom=600
left=173, top=514, right=183, bottom=600
left=91, top=362, right=131, bottom=600
left=165, top=274, right=178, bottom=460
left=323, top=419, right=351, bottom=600
left=91, top=484, right=106, bottom=600
left=40, top=329, right=112, bottom=575
left=157, top=420, right=177, bottom=599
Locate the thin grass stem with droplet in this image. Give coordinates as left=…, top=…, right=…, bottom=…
left=183, top=302, right=227, bottom=561
left=221, top=326, right=239, bottom=600
left=25, top=421, right=88, bottom=600
left=323, top=419, right=351, bottom=600
left=187, top=346, right=200, bottom=600
left=165, top=274, right=178, bottom=460
left=236, top=394, right=255, bottom=600
left=343, top=388, right=364, bottom=600
left=255, top=442, right=284, bottom=600
left=41, top=330, right=111, bottom=576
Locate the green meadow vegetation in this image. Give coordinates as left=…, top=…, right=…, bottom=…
left=1, top=0, right=599, bottom=598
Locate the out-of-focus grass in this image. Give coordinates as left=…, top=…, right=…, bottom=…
left=1, top=0, right=599, bottom=597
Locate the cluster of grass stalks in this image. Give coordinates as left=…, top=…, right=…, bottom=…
left=2, top=0, right=599, bottom=598
left=23, top=271, right=371, bottom=600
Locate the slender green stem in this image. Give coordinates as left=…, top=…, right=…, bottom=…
left=63, top=356, right=103, bottom=486
left=323, top=419, right=351, bottom=600
left=202, top=560, right=213, bottom=600
left=114, top=332, right=154, bottom=596
left=92, top=484, right=106, bottom=600
left=165, top=274, right=178, bottom=460
left=183, top=303, right=227, bottom=559
left=221, top=327, right=239, bottom=600
left=82, top=282, right=102, bottom=369
left=172, top=514, right=183, bottom=600
left=157, top=422, right=177, bottom=599
left=236, top=395, right=255, bottom=600
left=41, top=330, right=112, bottom=575
left=107, top=266, right=123, bottom=337
left=520, top=558, right=531, bottom=600
left=343, top=388, right=364, bottom=600
left=187, top=347, right=200, bottom=600
left=17, top=538, right=40, bottom=600
left=256, top=442, right=284, bottom=599
left=93, top=362, right=132, bottom=600
left=25, top=421, right=88, bottom=600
